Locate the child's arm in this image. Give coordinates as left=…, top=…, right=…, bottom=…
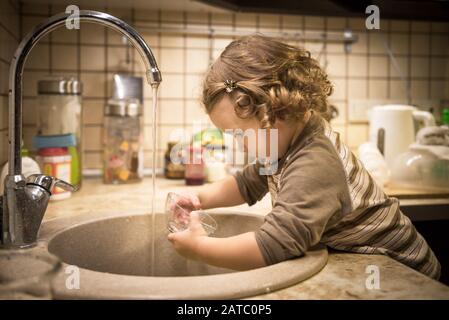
left=196, top=175, right=246, bottom=209
left=192, top=162, right=268, bottom=210
left=169, top=165, right=269, bottom=270
left=168, top=213, right=266, bottom=270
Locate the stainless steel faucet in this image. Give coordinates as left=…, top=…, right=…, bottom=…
left=0, top=10, right=162, bottom=248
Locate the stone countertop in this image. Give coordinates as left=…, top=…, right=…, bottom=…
left=384, top=186, right=449, bottom=200
left=253, top=252, right=449, bottom=299
left=44, top=177, right=272, bottom=220
left=44, top=177, right=449, bottom=299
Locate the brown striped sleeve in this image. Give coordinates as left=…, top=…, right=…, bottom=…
left=233, top=162, right=269, bottom=206
left=254, top=138, right=352, bottom=265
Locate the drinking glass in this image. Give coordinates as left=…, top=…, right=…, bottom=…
left=165, top=192, right=217, bottom=235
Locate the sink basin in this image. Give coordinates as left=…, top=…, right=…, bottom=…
left=40, top=211, right=327, bottom=299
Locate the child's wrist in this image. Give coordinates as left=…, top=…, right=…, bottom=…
left=194, top=235, right=210, bottom=261
left=196, top=190, right=208, bottom=209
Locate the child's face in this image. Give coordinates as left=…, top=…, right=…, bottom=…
left=208, top=95, right=302, bottom=161
left=208, top=95, right=262, bottom=154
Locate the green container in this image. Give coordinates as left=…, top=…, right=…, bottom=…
left=68, top=146, right=80, bottom=188
left=442, top=108, right=449, bottom=126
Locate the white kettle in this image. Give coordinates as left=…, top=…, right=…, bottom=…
left=368, top=105, right=435, bottom=169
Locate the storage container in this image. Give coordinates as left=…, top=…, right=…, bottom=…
left=103, top=99, right=144, bottom=184
left=37, top=76, right=83, bottom=190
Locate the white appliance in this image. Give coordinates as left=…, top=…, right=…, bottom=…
left=368, top=105, right=435, bottom=168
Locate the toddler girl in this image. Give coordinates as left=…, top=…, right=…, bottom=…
left=167, top=35, right=440, bottom=280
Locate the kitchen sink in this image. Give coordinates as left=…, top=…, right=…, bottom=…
left=40, top=211, right=328, bottom=299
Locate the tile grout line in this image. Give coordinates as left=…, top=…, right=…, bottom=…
left=344, top=17, right=349, bottom=143
left=48, top=5, right=52, bottom=76
left=366, top=27, right=370, bottom=99
left=182, top=10, right=187, bottom=148
left=387, top=20, right=392, bottom=99
left=407, top=20, right=412, bottom=104
left=157, top=9, right=163, bottom=166
left=0, top=21, right=20, bottom=42
left=428, top=23, right=432, bottom=100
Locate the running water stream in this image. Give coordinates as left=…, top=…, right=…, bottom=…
left=150, top=86, right=159, bottom=276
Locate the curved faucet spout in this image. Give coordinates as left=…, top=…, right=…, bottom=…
left=2, top=10, right=162, bottom=248
left=8, top=10, right=162, bottom=175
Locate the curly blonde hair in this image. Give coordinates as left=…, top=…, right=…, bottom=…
left=202, top=34, right=333, bottom=128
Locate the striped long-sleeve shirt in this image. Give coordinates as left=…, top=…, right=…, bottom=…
left=234, top=113, right=441, bottom=280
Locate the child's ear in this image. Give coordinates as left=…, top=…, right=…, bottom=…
left=235, top=93, right=252, bottom=108
left=234, top=93, right=257, bottom=119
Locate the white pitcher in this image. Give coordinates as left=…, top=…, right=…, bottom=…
left=368, top=105, right=435, bottom=169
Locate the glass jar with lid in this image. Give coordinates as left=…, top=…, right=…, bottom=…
left=103, top=98, right=144, bottom=184
left=36, top=76, right=83, bottom=190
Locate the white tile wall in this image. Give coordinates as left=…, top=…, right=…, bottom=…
left=0, top=0, right=20, bottom=166
left=0, top=3, right=448, bottom=170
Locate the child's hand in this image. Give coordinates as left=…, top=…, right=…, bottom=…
left=175, top=191, right=202, bottom=211
left=167, top=212, right=208, bottom=261
left=170, top=191, right=202, bottom=227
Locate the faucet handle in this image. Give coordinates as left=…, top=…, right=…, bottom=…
left=26, top=174, right=78, bottom=193
left=53, top=178, right=78, bottom=193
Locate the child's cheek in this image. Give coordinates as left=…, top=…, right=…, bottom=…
left=235, top=136, right=246, bottom=152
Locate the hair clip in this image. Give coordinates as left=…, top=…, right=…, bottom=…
left=224, top=79, right=237, bottom=93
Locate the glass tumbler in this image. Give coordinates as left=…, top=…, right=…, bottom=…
left=165, top=192, right=217, bottom=235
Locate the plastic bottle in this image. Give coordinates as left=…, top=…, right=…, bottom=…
left=68, top=146, right=80, bottom=188
left=36, top=147, right=72, bottom=201
left=164, top=141, right=185, bottom=179
left=442, top=107, right=449, bottom=128
left=185, top=145, right=205, bottom=186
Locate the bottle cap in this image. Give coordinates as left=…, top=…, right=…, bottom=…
left=33, top=134, right=77, bottom=149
